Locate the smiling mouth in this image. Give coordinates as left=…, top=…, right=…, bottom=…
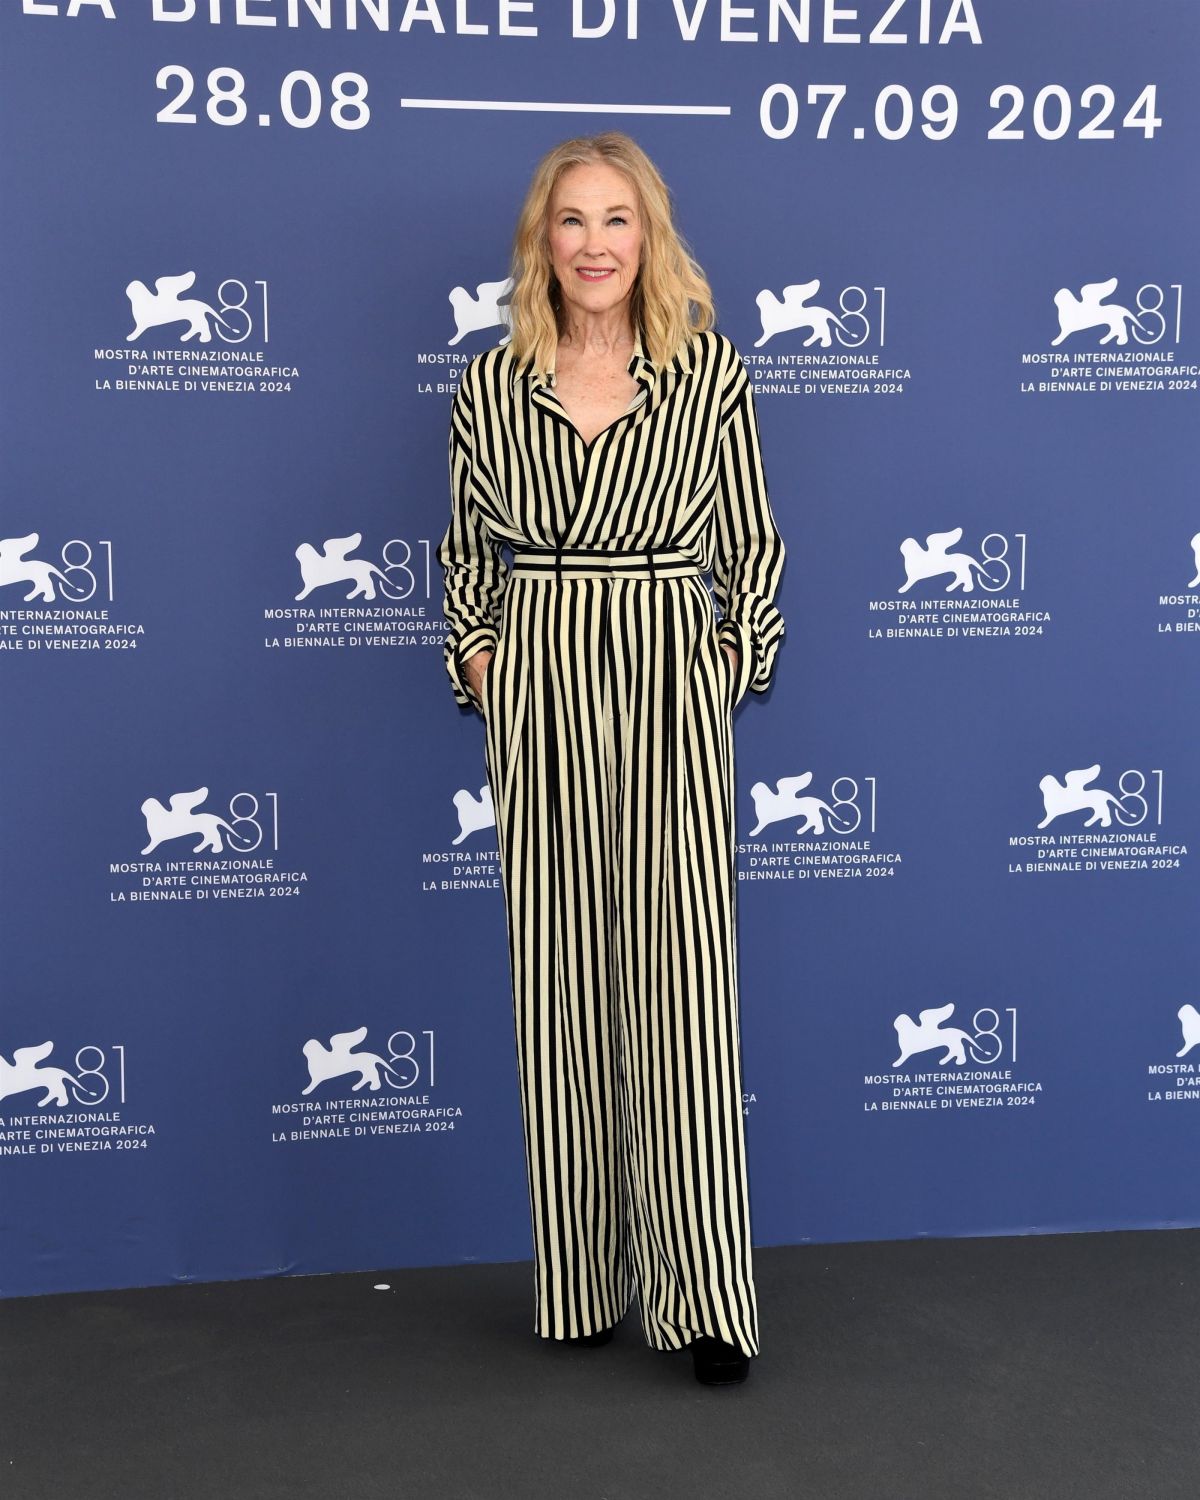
left=576, top=268, right=615, bottom=280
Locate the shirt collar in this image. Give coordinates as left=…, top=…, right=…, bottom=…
left=516, top=325, right=694, bottom=391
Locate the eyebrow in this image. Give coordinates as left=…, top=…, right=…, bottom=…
left=556, top=204, right=635, bottom=215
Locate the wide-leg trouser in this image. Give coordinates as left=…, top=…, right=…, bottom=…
left=480, top=548, right=760, bottom=1359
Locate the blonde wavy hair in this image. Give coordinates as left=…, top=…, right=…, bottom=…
left=504, top=131, right=715, bottom=379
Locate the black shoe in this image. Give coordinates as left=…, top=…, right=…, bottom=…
left=690, top=1336, right=750, bottom=1386
left=565, top=1327, right=614, bottom=1347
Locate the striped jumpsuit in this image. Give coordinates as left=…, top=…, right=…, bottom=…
left=436, top=327, right=786, bottom=1359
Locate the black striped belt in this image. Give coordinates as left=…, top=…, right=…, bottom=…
left=509, top=545, right=703, bottom=583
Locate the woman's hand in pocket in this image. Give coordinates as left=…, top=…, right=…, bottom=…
left=464, top=646, right=494, bottom=708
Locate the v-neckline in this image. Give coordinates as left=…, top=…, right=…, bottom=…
left=537, top=329, right=655, bottom=453
left=547, top=383, right=647, bottom=454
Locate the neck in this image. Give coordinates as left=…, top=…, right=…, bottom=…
left=559, top=309, right=635, bottom=355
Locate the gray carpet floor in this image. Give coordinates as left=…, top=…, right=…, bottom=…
left=3, top=1227, right=1198, bottom=1499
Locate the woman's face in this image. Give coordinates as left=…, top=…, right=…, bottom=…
left=547, top=162, right=642, bottom=325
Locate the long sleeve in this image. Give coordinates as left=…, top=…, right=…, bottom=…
left=712, top=348, right=787, bottom=702
left=436, top=371, right=510, bottom=711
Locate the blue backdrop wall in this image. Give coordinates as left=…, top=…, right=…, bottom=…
left=2, top=0, right=1198, bottom=1298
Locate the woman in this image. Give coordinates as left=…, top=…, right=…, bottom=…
left=436, top=131, right=786, bottom=1387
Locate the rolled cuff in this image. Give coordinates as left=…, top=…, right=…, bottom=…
left=716, top=592, right=786, bottom=702
left=445, top=623, right=499, bottom=711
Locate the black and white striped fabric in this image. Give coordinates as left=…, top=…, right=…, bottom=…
left=437, top=327, right=786, bottom=1358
